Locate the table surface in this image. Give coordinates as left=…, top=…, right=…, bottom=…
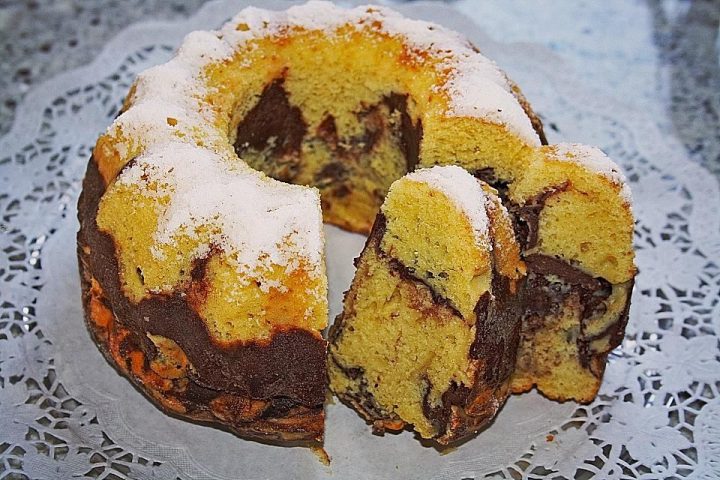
left=1, top=0, right=719, bottom=182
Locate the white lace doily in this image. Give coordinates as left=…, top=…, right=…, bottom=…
left=1, top=1, right=718, bottom=479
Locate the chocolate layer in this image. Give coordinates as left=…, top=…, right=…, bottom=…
left=329, top=357, right=391, bottom=425
left=371, top=213, right=465, bottom=318
left=524, top=254, right=607, bottom=292
left=77, top=155, right=326, bottom=441
left=315, top=94, right=422, bottom=171
left=601, top=277, right=634, bottom=348
left=234, top=77, right=307, bottom=160
left=422, top=378, right=471, bottom=434
left=522, top=271, right=571, bottom=322
left=511, top=183, right=569, bottom=250
left=523, top=253, right=623, bottom=370
left=471, top=275, right=522, bottom=384
left=473, top=168, right=510, bottom=201
left=236, top=79, right=423, bottom=194
left=383, top=93, right=422, bottom=172
left=386, top=257, right=464, bottom=319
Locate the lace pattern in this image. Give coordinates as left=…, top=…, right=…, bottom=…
left=1, top=1, right=718, bottom=478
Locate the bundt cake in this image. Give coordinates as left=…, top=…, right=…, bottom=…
left=328, top=166, right=525, bottom=443
left=76, top=0, right=635, bottom=445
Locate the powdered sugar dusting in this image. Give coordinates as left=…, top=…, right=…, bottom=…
left=221, top=1, right=541, bottom=145
left=398, top=165, right=491, bottom=249
left=103, top=1, right=546, bottom=279
left=115, top=142, right=324, bottom=278
left=551, top=143, right=633, bottom=205
left=115, top=1, right=540, bottom=153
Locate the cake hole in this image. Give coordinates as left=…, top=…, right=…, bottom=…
left=236, top=23, right=250, bottom=32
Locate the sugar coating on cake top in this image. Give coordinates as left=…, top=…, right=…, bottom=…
left=226, top=1, right=539, bottom=144
left=112, top=1, right=540, bottom=152
left=550, top=143, right=633, bottom=205
left=225, top=1, right=540, bottom=144
left=394, top=165, right=491, bottom=249
left=114, top=142, right=325, bottom=277
left=100, top=1, right=544, bottom=279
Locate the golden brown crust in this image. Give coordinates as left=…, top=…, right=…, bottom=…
left=507, top=78, right=548, bottom=145
left=77, top=155, right=325, bottom=443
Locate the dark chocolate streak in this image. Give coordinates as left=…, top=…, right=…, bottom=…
left=522, top=272, right=570, bottom=322
left=316, top=114, right=340, bottom=149
left=77, top=156, right=327, bottom=408
left=356, top=103, right=385, bottom=154
left=511, top=183, right=569, bottom=250
left=316, top=161, right=349, bottom=187
left=606, top=277, right=634, bottom=347
left=386, top=257, right=464, bottom=319
left=328, top=357, right=389, bottom=423
left=473, top=168, right=510, bottom=201
left=523, top=253, right=614, bottom=369
left=470, top=275, right=522, bottom=384
left=472, top=171, right=568, bottom=251
left=383, top=93, right=422, bottom=172
left=524, top=254, right=612, bottom=321
left=369, top=214, right=466, bottom=318
left=312, top=94, right=422, bottom=190
left=524, top=254, right=606, bottom=292
left=234, top=78, right=423, bottom=191
left=233, top=77, right=307, bottom=162
left=422, top=377, right=471, bottom=432
left=316, top=95, right=422, bottom=172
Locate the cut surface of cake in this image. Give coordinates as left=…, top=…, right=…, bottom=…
left=76, top=0, right=636, bottom=445
left=505, top=144, right=635, bottom=402
left=328, top=166, right=525, bottom=443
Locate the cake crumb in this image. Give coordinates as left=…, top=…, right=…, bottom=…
left=312, top=446, right=331, bottom=465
